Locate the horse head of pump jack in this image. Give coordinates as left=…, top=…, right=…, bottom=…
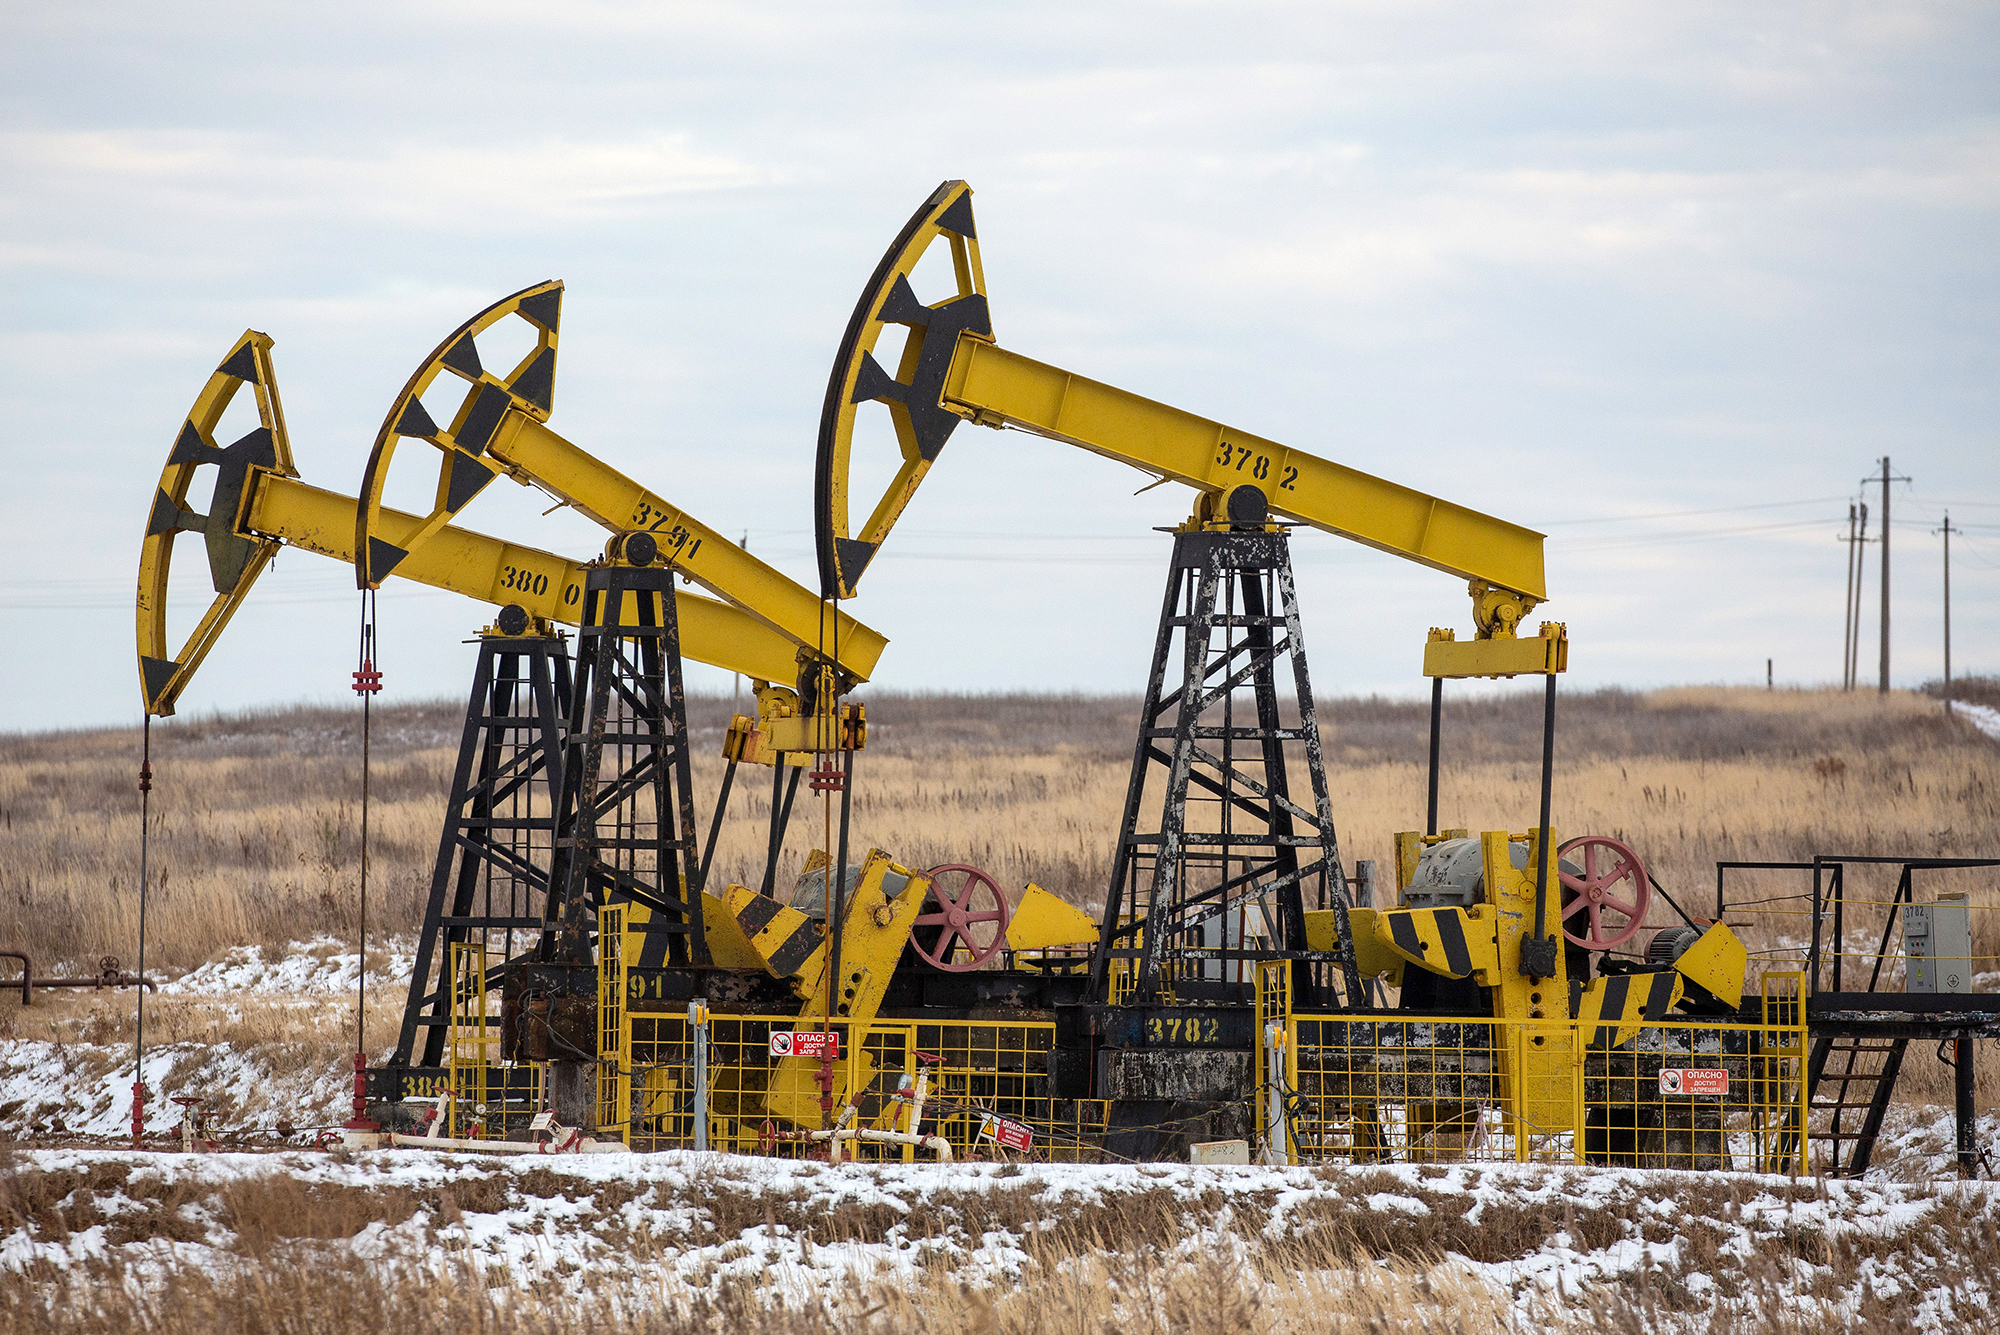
left=355, top=280, right=564, bottom=589
left=136, top=333, right=298, bottom=716
left=816, top=180, right=990, bottom=601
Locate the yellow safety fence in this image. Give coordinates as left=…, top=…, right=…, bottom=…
left=1256, top=965, right=1811, bottom=1172
left=620, top=1011, right=1109, bottom=1160
left=436, top=917, right=1807, bottom=1169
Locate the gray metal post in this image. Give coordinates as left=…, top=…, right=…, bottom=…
left=689, top=999, right=709, bottom=1151
left=1940, top=513, right=1958, bottom=717
left=1850, top=503, right=1870, bottom=690
left=1842, top=503, right=1857, bottom=689
left=1869, top=457, right=1910, bottom=693
left=1265, top=1020, right=1288, bottom=1165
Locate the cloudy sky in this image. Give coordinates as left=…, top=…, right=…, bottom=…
left=4, top=2, right=1996, bottom=729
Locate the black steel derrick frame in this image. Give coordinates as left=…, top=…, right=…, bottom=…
left=396, top=633, right=573, bottom=1067
left=392, top=565, right=717, bottom=1069
left=551, top=564, right=709, bottom=972
left=1089, top=526, right=1364, bottom=1007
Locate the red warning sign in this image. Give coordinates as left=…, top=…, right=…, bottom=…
left=979, top=1113, right=1034, bottom=1152
left=1658, top=1068, right=1728, bottom=1097
left=769, top=1030, right=840, bottom=1059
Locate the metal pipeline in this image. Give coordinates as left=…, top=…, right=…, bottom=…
left=0, top=952, right=158, bottom=1005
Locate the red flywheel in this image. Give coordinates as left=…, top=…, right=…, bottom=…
left=913, top=864, right=1011, bottom=972
left=1556, top=835, right=1653, bottom=951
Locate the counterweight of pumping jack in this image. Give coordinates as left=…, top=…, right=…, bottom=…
left=1214, top=441, right=1297, bottom=491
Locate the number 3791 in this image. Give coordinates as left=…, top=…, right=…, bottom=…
left=1215, top=441, right=1297, bottom=491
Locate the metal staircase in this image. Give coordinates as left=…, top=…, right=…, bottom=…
left=1806, top=1034, right=1909, bottom=1177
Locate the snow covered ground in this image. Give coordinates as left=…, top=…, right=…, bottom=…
left=156, top=937, right=413, bottom=999
left=5, top=937, right=1998, bottom=1329
left=0, top=939, right=412, bottom=1139
left=1949, top=700, right=2000, bottom=741
left=4, top=1147, right=1997, bottom=1332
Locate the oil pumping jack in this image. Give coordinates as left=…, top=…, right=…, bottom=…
left=136, top=288, right=901, bottom=1128
left=132, top=207, right=1754, bottom=1158
left=816, top=180, right=1748, bottom=1105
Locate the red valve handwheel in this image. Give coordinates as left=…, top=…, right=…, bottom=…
left=1556, top=835, right=1652, bottom=951
left=913, top=864, right=1011, bottom=972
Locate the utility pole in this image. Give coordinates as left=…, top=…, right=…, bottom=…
left=1767, top=658, right=1773, bottom=691
left=1841, top=503, right=1857, bottom=690
left=1847, top=503, right=1871, bottom=692
left=1865, top=457, right=1911, bottom=694
left=1937, top=512, right=1961, bottom=716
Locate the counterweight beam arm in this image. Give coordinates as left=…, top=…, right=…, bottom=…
left=486, top=415, right=887, bottom=681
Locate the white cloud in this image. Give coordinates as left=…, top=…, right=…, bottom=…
left=1, top=1, right=1996, bottom=725
left=0, top=130, right=763, bottom=231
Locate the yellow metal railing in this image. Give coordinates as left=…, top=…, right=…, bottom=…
left=1253, top=959, right=1295, bottom=1163
left=1280, top=985, right=1809, bottom=1172
left=440, top=942, right=1813, bottom=1171
left=622, top=1012, right=1108, bottom=1160
left=596, top=906, right=628, bottom=1143
left=446, top=942, right=496, bottom=1138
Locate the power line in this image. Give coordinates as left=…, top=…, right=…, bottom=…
left=1551, top=517, right=1835, bottom=552
left=1533, top=494, right=1850, bottom=527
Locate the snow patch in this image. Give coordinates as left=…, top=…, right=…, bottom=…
left=159, top=938, right=413, bottom=997
left=1950, top=701, right=2000, bottom=741
left=1, top=1151, right=1995, bottom=1332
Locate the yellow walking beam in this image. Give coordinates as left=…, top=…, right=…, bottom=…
left=257, top=477, right=808, bottom=685
left=816, top=180, right=1550, bottom=646
left=138, top=331, right=813, bottom=716
left=943, top=340, right=1547, bottom=601
left=353, top=281, right=885, bottom=690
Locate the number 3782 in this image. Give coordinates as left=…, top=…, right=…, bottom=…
left=1215, top=442, right=1297, bottom=491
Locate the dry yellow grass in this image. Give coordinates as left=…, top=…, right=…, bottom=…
left=5, top=1152, right=1996, bottom=1333
left=2, top=685, right=1994, bottom=1108
left=4, top=684, right=1994, bottom=969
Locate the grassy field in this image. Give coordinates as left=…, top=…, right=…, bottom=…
left=1, top=686, right=1997, bottom=1332
left=5, top=1149, right=1996, bottom=1334
left=2, top=683, right=1995, bottom=1109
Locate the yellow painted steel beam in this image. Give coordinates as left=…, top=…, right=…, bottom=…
left=248, top=475, right=807, bottom=684
left=816, top=181, right=1552, bottom=646
left=353, top=280, right=885, bottom=686
left=490, top=417, right=885, bottom=681
left=1423, top=623, right=1568, bottom=680
left=943, top=339, right=1547, bottom=602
